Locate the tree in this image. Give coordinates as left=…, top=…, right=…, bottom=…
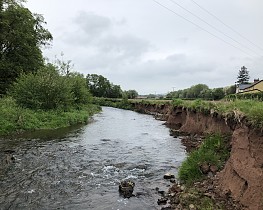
left=0, top=0, right=52, bottom=95
left=124, top=90, right=138, bottom=99
left=186, top=84, right=209, bottom=99
left=211, top=88, right=225, bottom=100
left=225, top=85, right=236, bottom=95
left=237, top=66, right=250, bottom=84
left=86, top=74, right=122, bottom=98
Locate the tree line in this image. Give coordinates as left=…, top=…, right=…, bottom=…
left=167, top=84, right=236, bottom=100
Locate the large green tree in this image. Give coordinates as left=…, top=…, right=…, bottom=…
left=0, top=0, right=52, bottom=95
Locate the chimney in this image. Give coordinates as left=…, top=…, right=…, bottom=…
left=254, top=78, right=259, bottom=83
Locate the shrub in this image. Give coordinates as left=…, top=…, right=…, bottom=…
left=67, top=73, right=92, bottom=106
left=9, top=65, right=92, bottom=110
left=9, top=64, right=73, bottom=110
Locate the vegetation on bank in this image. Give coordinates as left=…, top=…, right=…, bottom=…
left=178, top=135, right=230, bottom=185
left=0, top=97, right=100, bottom=136
left=166, top=83, right=235, bottom=100
left=93, top=97, right=133, bottom=110
left=129, top=98, right=263, bottom=128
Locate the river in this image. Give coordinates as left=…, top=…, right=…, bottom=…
left=0, top=107, right=186, bottom=210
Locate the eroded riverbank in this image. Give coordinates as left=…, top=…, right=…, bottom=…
left=133, top=102, right=263, bottom=210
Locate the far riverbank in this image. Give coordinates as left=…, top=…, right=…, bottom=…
left=0, top=97, right=101, bottom=136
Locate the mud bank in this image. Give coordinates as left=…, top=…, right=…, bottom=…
left=133, top=103, right=263, bottom=210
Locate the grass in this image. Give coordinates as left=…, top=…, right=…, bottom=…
left=178, top=134, right=230, bottom=185
left=177, top=189, right=222, bottom=209
left=0, top=97, right=101, bottom=136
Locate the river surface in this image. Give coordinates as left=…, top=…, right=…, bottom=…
left=0, top=107, right=186, bottom=210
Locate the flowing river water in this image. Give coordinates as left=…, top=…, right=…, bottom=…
left=0, top=107, right=186, bottom=210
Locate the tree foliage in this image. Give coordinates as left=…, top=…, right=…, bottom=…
left=86, top=74, right=122, bottom=98
left=9, top=64, right=92, bottom=110
left=237, top=66, right=250, bottom=84
left=124, top=90, right=138, bottom=99
left=0, top=0, right=52, bottom=95
left=167, top=84, right=226, bottom=100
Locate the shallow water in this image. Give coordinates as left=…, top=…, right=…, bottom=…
left=0, top=107, right=186, bottom=209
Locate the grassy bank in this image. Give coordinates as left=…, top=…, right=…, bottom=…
left=172, top=99, right=263, bottom=128
left=130, top=98, right=263, bottom=128
left=178, top=134, right=230, bottom=185
left=0, top=97, right=101, bottom=136
left=166, top=135, right=231, bottom=209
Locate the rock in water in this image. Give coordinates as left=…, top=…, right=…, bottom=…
left=163, top=173, right=175, bottom=179
left=157, top=197, right=168, bottom=205
left=119, top=180, right=135, bottom=198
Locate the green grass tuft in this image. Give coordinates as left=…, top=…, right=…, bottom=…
left=178, top=134, right=230, bottom=185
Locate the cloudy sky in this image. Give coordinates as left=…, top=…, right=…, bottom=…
left=26, top=0, right=263, bottom=95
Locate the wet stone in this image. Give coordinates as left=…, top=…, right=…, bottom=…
left=157, top=197, right=168, bottom=205
left=164, top=173, right=175, bottom=179
left=119, top=180, right=135, bottom=198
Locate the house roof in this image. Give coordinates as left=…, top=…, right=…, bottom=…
left=243, top=80, right=263, bottom=90
left=238, top=83, right=252, bottom=90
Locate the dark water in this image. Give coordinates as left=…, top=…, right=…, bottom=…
left=0, top=107, right=186, bottom=210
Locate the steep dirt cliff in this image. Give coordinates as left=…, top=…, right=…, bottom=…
left=217, top=126, right=263, bottom=210
left=133, top=103, right=263, bottom=210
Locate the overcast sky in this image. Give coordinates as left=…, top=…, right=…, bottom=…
left=26, top=0, right=263, bottom=95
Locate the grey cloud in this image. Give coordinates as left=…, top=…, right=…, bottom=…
left=97, top=34, right=151, bottom=61
left=74, top=11, right=112, bottom=36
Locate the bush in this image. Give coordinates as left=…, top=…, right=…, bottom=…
left=9, top=64, right=92, bottom=110
left=9, top=65, right=72, bottom=110
left=67, top=73, right=92, bottom=106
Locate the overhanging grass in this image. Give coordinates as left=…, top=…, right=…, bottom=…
left=0, top=97, right=101, bottom=136
left=178, top=134, right=230, bottom=185
left=171, top=99, right=263, bottom=128
left=100, top=98, right=263, bottom=127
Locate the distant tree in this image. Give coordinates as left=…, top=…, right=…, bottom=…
left=188, top=84, right=209, bottom=99
left=124, top=90, right=138, bottom=99
left=147, top=94, right=156, bottom=99
left=225, top=85, right=236, bottom=95
left=237, top=66, right=250, bottom=84
left=86, top=74, right=110, bottom=97
left=86, top=74, right=122, bottom=98
left=200, top=89, right=213, bottom=100
left=0, top=0, right=52, bottom=95
left=108, top=84, right=122, bottom=98
left=211, top=88, right=225, bottom=100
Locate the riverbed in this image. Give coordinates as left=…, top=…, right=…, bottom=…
left=0, top=107, right=186, bottom=209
